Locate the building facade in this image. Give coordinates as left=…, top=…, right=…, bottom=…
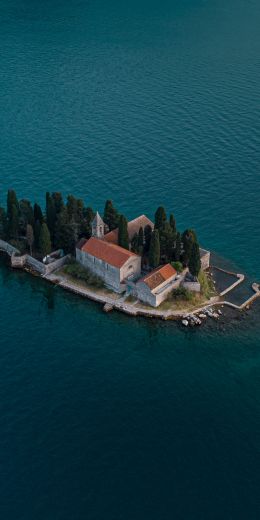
left=76, top=236, right=141, bottom=292
left=136, top=264, right=178, bottom=307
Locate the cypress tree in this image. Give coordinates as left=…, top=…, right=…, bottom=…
left=149, top=229, right=160, bottom=268
left=7, top=190, right=19, bottom=238
left=8, top=204, right=19, bottom=238
left=19, top=199, right=34, bottom=233
left=7, top=190, right=19, bottom=220
left=159, top=221, right=175, bottom=263
left=26, top=224, right=34, bottom=256
left=39, top=223, right=51, bottom=257
left=103, top=200, right=119, bottom=231
left=188, top=241, right=201, bottom=278
left=154, top=206, right=167, bottom=231
left=52, top=192, right=64, bottom=214
left=33, top=203, right=43, bottom=224
left=182, top=229, right=197, bottom=266
left=118, top=215, right=129, bottom=250
left=138, top=227, right=144, bottom=249
left=81, top=207, right=95, bottom=238
left=0, top=207, right=7, bottom=239
left=34, top=220, right=41, bottom=250
left=144, top=224, right=152, bottom=253
left=174, top=232, right=182, bottom=261
left=169, top=213, right=177, bottom=235
left=131, top=232, right=139, bottom=253
left=46, top=192, right=56, bottom=241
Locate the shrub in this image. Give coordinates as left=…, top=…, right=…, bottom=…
left=63, top=262, right=104, bottom=288
left=171, top=286, right=193, bottom=301
left=171, top=261, right=183, bottom=273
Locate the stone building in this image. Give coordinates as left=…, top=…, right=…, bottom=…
left=91, top=211, right=105, bottom=239
left=136, top=263, right=178, bottom=307
left=104, top=215, right=154, bottom=245
left=76, top=212, right=141, bottom=291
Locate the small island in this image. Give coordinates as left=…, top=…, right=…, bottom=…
left=0, top=190, right=259, bottom=326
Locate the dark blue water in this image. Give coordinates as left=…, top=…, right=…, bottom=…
left=0, top=1, right=259, bottom=518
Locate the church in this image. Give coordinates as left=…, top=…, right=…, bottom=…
left=76, top=212, right=142, bottom=292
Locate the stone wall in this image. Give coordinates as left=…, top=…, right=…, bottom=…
left=200, top=248, right=210, bottom=270
left=0, top=239, right=20, bottom=256
left=76, top=248, right=121, bottom=290
left=182, top=281, right=201, bottom=293
left=136, top=276, right=182, bottom=307
left=45, top=255, right=69, bottom=274
left=76, top=248, right=141, bottom=292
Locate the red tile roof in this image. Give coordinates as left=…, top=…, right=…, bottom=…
left=104, top=215, right=154, bottom=244
left=80, top=237, right=137, bottom=268
left=139, top=264, right=177, bottom=290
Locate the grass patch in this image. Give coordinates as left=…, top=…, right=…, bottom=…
left=198, top=270, right=216, bottom=298
left=125, top=294, right=137, bottom=303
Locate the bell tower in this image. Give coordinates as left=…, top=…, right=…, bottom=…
left=91, top=212, right=105, bottom=239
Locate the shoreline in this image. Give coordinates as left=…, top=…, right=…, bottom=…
left=1, top=240, right=259, bottom=323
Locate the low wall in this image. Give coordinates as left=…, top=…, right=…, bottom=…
left=26, top=255, right=46, bottom=274
left=200, top=248, right=210, bottom=270
left=45, top=255, right=70, bottom=274
left=0, top=239, right=20, bottom=256
left=11, top=254, right=26, bottom=268
left=182, top=281, right=201, bottom=293
left=10, top=249, right=69, bottom=275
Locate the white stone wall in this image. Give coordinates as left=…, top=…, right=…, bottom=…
left=120, top=255, right=141, bottom=282
left=76, top=248, right=141, bottom=291
left=182, top=281, right=201, bottom=292
left=200, top=248, right=210, bottom=270
left=76, top=248, right=121, bottom=290
left=0, top=239, right=20, bottom=256
left=137, top=275, right=181, bottom=307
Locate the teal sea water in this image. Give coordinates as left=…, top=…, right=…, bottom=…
left=0, top=1, right=260, bottom=518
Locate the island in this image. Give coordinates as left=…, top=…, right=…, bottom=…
left=0, top=190, right=259, bottom=326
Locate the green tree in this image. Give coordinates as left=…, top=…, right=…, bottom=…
left=67, top=195, right=84, bottom=223
left=159, top=221, right=175, bottom=263
left=144, top=224, right=152, bottom=253
left=7, top=190, right=19, bottom=238
left=131, top=232, right=139, bottom=253
left=148, top=229, right=160, bottom=268
left=39, top=223, right=51, bottom=257
left=7, top=190, right=19, bottom=220
left=55, top=207, right=78, bottom=253
left=8, top=204, right=19, bottom=238
left=0, top=207, right=7, bottom=239
left=137, top=227, right=144, bottom=254
left=46, top=192, right=56, bottom=241
left=103, top=200, right=119, bottom=231
left=81, top=207, right=95, bottom=238
left=154, top=206, right=167, bottom=232
left=169, top=213, right=177, bottom=235
left=26, top=224, right=34, bottom=255
left=52, top=192, right=64, bottom=214
left=174, top=231, right=182, bottom=261
left=34, top=220, right=41, bottom=250
left=118, top=215, right=129, bottom=250
left=19, top=199, right=34, bottom=234
left=182, top=229, right=197, bottom=266
left=188, top=240, right=201, bottom=278
left=33, top=203, right=43, bottom=224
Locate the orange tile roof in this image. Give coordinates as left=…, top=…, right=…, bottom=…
left=103, top=229, right=118, bottom=244
left=80, top=237, right=137, bottom=268
left=104, top=215, right=154, bottom=244
left=140, top=264, right=177, bottom=290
